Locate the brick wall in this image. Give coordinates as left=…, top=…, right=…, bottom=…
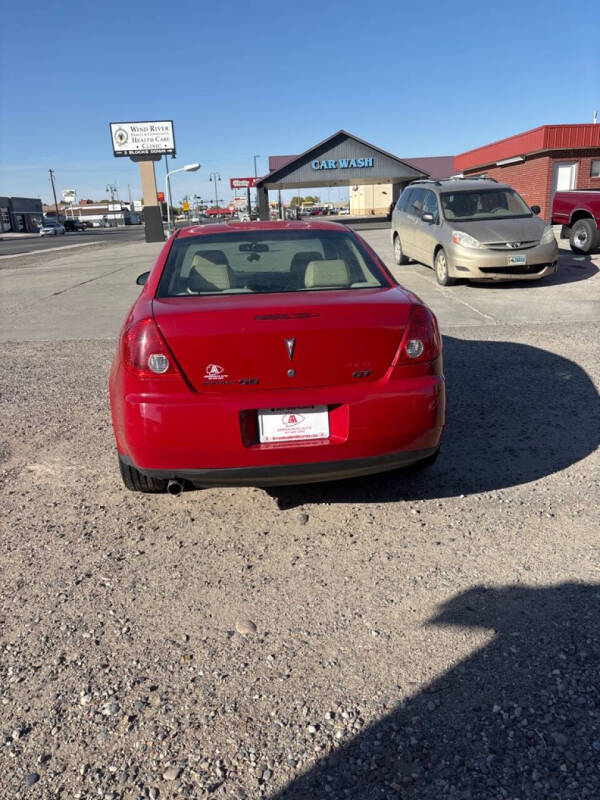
left=463, top=149, right=600, bottom=221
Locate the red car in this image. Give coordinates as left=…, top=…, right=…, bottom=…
left=109, top=221, right=445, bottom=494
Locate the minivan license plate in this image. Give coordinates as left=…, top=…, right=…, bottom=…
left=507, top=254, right=527, bottom=265
left=258, top=405, right=329, bottom=443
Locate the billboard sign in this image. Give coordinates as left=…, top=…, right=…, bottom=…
left=230, top=177, right=258, bottom=189
left=109, top=120, right=176, bottom=157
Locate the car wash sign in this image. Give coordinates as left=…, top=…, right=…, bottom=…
left=110, top=120, right=176, bottom=157
left=311, top=156, right=374, bottom=170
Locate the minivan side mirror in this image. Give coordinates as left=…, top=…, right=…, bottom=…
left=530, top=205, right=541, bottom=215
left=421, top=212, right=434, bottom=223
left=136, top=271, right=150, bottom=286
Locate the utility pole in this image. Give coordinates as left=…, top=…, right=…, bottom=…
left=48, top=169, right=60, bottom=220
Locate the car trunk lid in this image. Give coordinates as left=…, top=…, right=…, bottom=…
left=153, top=288, right=412, bottom=392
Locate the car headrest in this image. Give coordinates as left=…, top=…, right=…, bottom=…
left=189, top=254, right=231, bottom=291
left=289, top=251, right=323, bottom=282
left=304, top=259, right=350, bottom=289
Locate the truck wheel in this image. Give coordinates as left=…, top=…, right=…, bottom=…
left=119, top=458, right=167, bottom=492
left=569, top=219, right=597, bottom=254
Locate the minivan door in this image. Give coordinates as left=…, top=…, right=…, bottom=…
left=413, top=189, right=440, bottom=266
left=402, top=187, right=425, bottom=257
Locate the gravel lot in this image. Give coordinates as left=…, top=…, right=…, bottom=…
left=1, top=231, right=599, bottom=799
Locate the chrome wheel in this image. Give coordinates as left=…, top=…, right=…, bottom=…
left=394, top=237, right=402, bottom=261
left=393, top=234, right=408, bottom=265
left=434, top=248, right=455, bottom=286
left=436, top=251, right=447, bottom=281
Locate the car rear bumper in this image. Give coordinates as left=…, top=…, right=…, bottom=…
left=111, top=364, right=445, bottom=481
left=448, top=241, right=559, bottom=281
left=120, top=446, right=439, bottom=486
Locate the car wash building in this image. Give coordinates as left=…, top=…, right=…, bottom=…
left=455, top=124, right=600, bottom=220
left=255, top=130, right=452, bottom=220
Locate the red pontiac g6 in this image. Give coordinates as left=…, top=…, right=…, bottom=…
left=109, top=221, right=445, bottom=494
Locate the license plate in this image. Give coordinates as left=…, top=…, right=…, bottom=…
left=507, top=254, right=527, bottom=265
left=258, top=405, right=329, bottom=443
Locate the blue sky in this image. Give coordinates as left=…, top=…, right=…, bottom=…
left=1, top=0, right=598, bottom=205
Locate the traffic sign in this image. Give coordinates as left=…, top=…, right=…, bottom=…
left=230, top=177, right=258, bottom=189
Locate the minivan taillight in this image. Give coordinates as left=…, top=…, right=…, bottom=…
left=122, top=317, right=182, bottom=379
left=393, top=305, right=441, bottom=365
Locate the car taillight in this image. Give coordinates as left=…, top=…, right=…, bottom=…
left=121, top=317, right=182, bottom=378
left=394, top=305, right=441, bottom=365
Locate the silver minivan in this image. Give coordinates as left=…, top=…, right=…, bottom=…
left=390, top=178, right=558, bottom=285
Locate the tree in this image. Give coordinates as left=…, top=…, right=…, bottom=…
left=290, top=195, right=321, bottom=207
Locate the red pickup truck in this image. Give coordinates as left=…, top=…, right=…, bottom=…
left=551, top=190, right=600, bottom=254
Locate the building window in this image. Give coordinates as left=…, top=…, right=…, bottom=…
left=591, top=159, right=600, bottom=178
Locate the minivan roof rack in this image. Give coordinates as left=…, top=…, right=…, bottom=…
left=409, top=178, right=442, bottom=186
left=458, top=174, right=498, bottom=182
left=442, top=174, right=499, bottom=183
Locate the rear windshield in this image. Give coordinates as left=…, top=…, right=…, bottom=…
left=440, top=188, right=532, bottom=221
left=157, top=229, right=390, bottom=297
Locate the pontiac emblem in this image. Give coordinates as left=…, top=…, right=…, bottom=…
left=285, top=337, right=296, bottom=361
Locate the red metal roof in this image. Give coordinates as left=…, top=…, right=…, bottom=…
left=403, top=156, right=455, bottom=179
left=455, top=124, right=600, bottom=171
left=268, top=155, right=298, bottom=171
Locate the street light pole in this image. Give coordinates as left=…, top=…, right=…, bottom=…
left=209, top=172, right=221, bottom=215
left=106, top=183, right=118, bottom=226
left=165, top=163, right=201, bottom=232
left=49, top=169, right=60, bottom=221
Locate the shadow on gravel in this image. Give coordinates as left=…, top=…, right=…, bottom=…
left=268, top=336, right=599, bottom=509
left=269, top=582, right=600, bottom=800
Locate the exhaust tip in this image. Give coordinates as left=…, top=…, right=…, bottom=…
left=167, top=479, right=184, bottom=496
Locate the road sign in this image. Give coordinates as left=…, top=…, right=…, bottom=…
left=109, top=120, right=176, bottom=158
left=157, top=191, right=165, bottom=202
left=230, top=177, right=258, bottom=189
left=182, top=201, right=190, bottom=212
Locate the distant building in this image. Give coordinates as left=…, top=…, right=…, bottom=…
left=0, top=196, right=43, bottom=233
left=63, top=202, right=137, bottom=226
left=455, top=124, right=600, bottom=220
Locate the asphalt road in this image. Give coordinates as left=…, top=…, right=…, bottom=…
left=0, top=225, right=146, bottom=257
left=0, top=231, right=598, bottom=799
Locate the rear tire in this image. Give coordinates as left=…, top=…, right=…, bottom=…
left=569, top=219, right=597, bottom=254
left=434, top=248, right=455, bottom=286
left=393, top=234, right=409, bottom=265
left=119, top=458, right=167, bottom=493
